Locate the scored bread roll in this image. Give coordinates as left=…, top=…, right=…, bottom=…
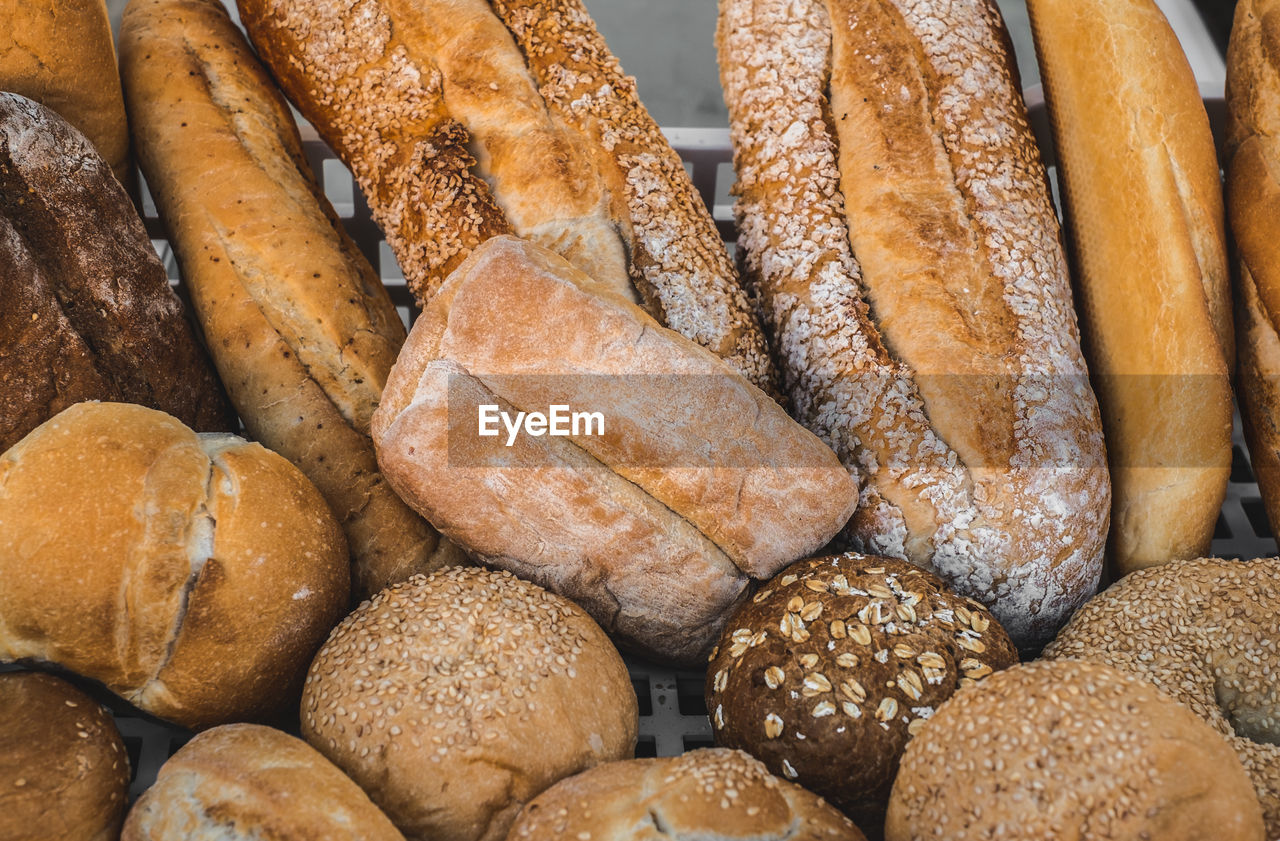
left=123, top=724, right=405, bottom=841
left=1026, top=0, right=1233, bottom=576
left=507, top=749, right=867, bottom=841
left=235, top=0, right=779, bottom=395
left=0, top=0, right=130, bottom=183
left=371, top=236, right=858, bottom=664
left=718, top=0, right=1108, bottom=647
left=0, top=672, right=130, bottom=841
left=119, top=0, right=463, bottom=600
left=0, top=402, right=349, bottom=730
left=0, top=91, right=234, bottom=453
left=301, top=568, right=638, bottom=841
left=1228, top=0, right=1280, bottom=539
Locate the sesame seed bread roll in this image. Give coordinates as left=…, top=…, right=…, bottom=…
left=0, top=0, right=130, bottom=184
left=0, top=402, right=349, bottom=730
left=886, top=660, right=1266, bottom=841
left=1026, top=0, right=1233, bottom=576
left=123, top=724, right=406, bottom=841
left=119, top=0, right=463, bottom=601
left=1043, top=557, right=1280, bottom=837
left=0, top=673, right=130, bottom=841
left=1228, top=0, right=1280, bottom=540
left=718, top=0, right=1108, bottom=648
left=301, top=568, right=637, bottom=841
left=235, top=0, right=780, bottom=395
left=505, top=749, right=867, bottom=841
left=371, top=236, right=858, bottom=664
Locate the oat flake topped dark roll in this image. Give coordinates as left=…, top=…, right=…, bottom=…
left=705, top=553, right=1017, bottom=820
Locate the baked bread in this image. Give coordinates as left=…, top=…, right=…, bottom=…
left=1026, top=0, right=1233, bottom=576
left=0, top=672, right=129, bottom=841
left=1043, top=557, right=1280, bottom=837
left=301, top=567, right=637, bottom=841
left=122, top=724, right=405, bottom=840
left=1228, top=0, right=1280, bottom=541
left=705, top=553, right=1017, bottom=826
left=0, top=402, right=349, bottom=729
left=371, top=236, right=858, bottom=664
left=235, top=0, right=779, bottom=395
left=0, top=0, right=130, bottom=183
left=718, top=0, right=1108, bottom=649
left=119, top=0, right=463, bottom=600
left=0, top=92, right=234, bottom=452
left=885, top=660, right=1265, bottom=841
left=506, top=748, right=867, bottom=841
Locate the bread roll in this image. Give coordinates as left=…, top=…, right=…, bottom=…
left=0, top=402, right=349, bottom=729
left=886, top=660, right=1265, bottom=841
left=0, top=672, right=129, bottom=841
left=119, top=0, right=463, bottom=600
left=1043, top=557, right=1280, bottom=837
left=507, top=749, right=867, bottom=841
left=123, top=724, right=405, bottom=840
left=371, top=236, right=858, bottom=664
left=1026, top=0, right=1233, bottom=576
left=301, top=567, right=637, bottom=841
left=0, top=0, right=130, bottom=183
left=718, top=0, right=1108, bottom=648
left=1228, top=0, right=1280, bottom=540
left=705, top=554, right=1017, bottom=826
left=0, top=92, right=234, bottom=453
left=235, top=0, right=780, bottom=395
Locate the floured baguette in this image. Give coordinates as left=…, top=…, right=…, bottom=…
left=1028, top=0, right=1233, bottom=576
left=235, top=0, right=779, bottom=395
left=718, top=0, right=1109, bottom=647
left=371, top=236, right=857, bottom=664
left=119, top=0, right=463, bottom=600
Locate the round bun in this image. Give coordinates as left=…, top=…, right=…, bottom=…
left=123, top=723, right=405, bottom=840
left=301, top=567, right=638, bottom=841
left=0, top=402, right=349, bottom=728
left=705, top=553, right=1017, bottom=820
left=1043, top=556, right=1280, bottom=835
left=506, top=748, right=866, bottom=841
left=885, top=660, right=1265, bottom=841
left=0, top=672, right=129, bottom=841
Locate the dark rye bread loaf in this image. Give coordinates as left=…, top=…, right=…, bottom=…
left=0, top=92, right=233, bottom=451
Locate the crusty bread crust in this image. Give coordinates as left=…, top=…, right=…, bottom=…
left=1028, top=0, right=1233, bottom=575
left=120, top=0, right=463, bottom=600
left=717, top=0, right=1108, bottom=647
left=0, top=0, right=130, bottom=184
left=372, top=236, right=856, bottom=664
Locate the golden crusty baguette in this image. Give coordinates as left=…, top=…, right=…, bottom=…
left=718, top=0, right=1108, bottom=648
left=1027, top=0, right=1233, bottom=576
left=0, top=0, right=130, bottom=184
left=371, top=236, right=857, bottom=665
left=1228, top=0, right=1280, bottom=539
left=120, top=0, right=463, bottom=600
left=235, top=0, right=780, bottom=395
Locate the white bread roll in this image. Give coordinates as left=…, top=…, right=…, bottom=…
left=0, top=402, right=349, bottom=729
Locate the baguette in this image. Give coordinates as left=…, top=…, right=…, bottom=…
left=718, top=0, right=1108, bottom=647
left=120, top=0, right=464, bottom=599
left=1227, top=0, right=1280, bottom=541
left=0, top=0, right=130, bottom=184
left=235, top=0, right=779, bottom=394
left=1027, top=0, right=1233, bottom=576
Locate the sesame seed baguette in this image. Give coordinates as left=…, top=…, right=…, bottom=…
left=1027, top=0, right=1233, bottom=576
left=120, top=0, right=464, bottom=601
left=490, top=0, right=780, bottom=396
left=235, top=0, right=511, bottom=305
left=1227, top=0, right=1280, bottom=543
left=718, top=0, right=1108, bottom=648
